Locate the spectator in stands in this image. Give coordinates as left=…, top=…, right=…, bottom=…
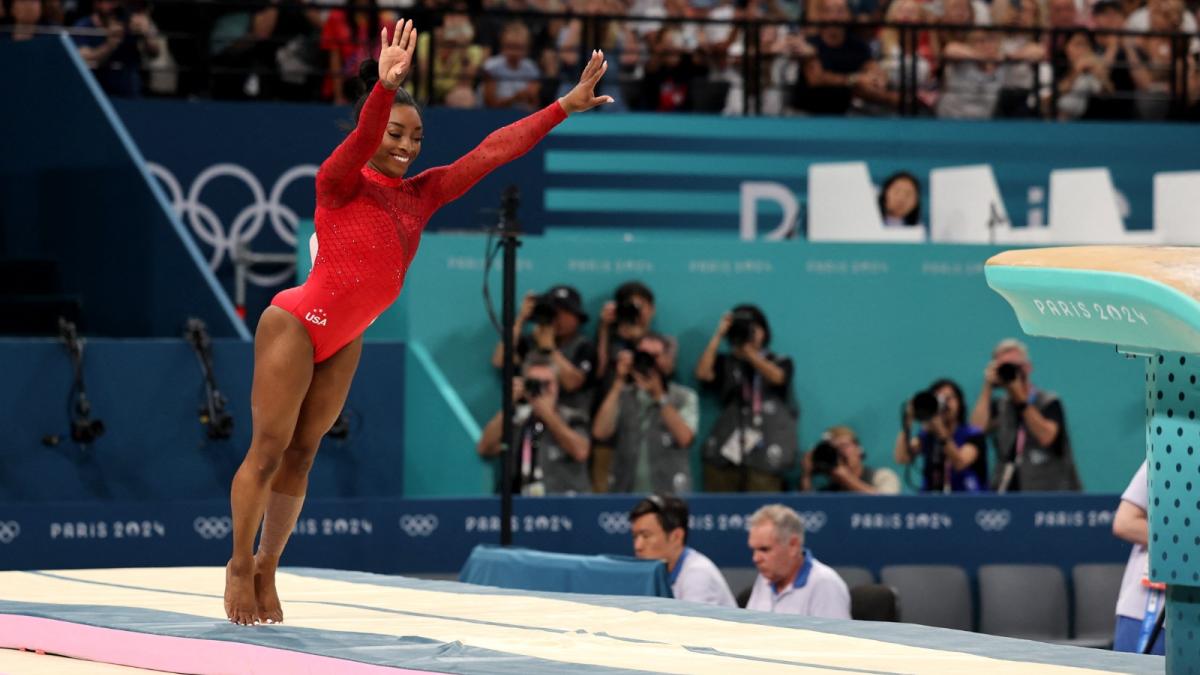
left=73, top=0, right=159, bottom=97
left=992, top=0, right=1047, bottom=118
left=1086, top=0, right=1138, bottom=120
left=592, top=333, right=698, bottom=494
left=801, top=425, right=901, bottom=494
left=552, top=0, right=633, bottom=110
left=970, top=338, right=1081, bottom=492
left=1111, top=461, right=1166, bottom=654
left=321, top=0, right=394, bottom=104
left=696, top=305, right=798, bottom=492
left=478, top=353, right=592, bottom=495
left=745, top=504, right=850, bottom=617
left=636, top=25, right=710, bottom=111
left=491, top=284, right=596, bottom=416
left=209, top=0, right=322, bottom=101
left=1125, top=0, right=1192, bottom=119
left=5, top=0, right=54, bottom=41
left=629, top=494, right=736, bottom=606
left=1056, top=29, right=1113, bottom=119
left=791, top=0, right=893, bottom=115
left=877, top=0, right=936, bottom=107
left=878, top=171, right=921, bottom=226
left=936, top=22, right=1005, bottom=119
left=931, top=0, right=991, bottom=58
left=482, top=21, right=543, bottom=110
left=423, top=8, right=485, bottom=107
left=895, top=378, right=989, bottom=493
left=1126, top=0, right=1198, bottom=33
left=1048, top=0, right=1082, bottom=27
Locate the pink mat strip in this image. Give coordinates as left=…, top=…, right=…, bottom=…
left=0, top=615, right=437, bottom=675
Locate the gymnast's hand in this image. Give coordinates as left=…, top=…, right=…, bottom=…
left=378, top=19, right=416, bottom=91
left=558, top=49, right=615, bottom=115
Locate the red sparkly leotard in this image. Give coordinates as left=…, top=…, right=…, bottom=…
left=271, top=82, right=568, bottom=362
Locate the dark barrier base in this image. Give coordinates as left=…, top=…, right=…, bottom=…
left=0, top=494, right=1125, bottom=575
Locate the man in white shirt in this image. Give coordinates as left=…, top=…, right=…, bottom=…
left=745, top=504, right=850, bottom=618
left=1112, top=461, right=1165, bottom=654
left=629, top=495, right=736, bottom=606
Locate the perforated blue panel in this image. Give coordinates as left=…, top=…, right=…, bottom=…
left=1167, top=586, right=1200, bottom=675
left=1146, top=352, right=1200, bottom=675
left=1146, top=353, right=1200, bottom=587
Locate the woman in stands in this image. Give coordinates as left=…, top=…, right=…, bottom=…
left=224, top=19, right=614, bottom=625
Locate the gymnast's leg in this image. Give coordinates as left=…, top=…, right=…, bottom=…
left=254, top=336, right=363, bottom=624
left=225, top=307, right=314, bottom=625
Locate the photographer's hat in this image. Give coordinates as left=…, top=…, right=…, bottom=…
left=544, top=285, right=589, bottom=323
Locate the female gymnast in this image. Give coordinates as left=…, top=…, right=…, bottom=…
left=224, top=19, right=614, bottom=625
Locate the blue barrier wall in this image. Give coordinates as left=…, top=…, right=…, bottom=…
left=0, top=339, right=404, bottom=501
left=0, top=37, right=245, bottom=339
left=112, top=95, right=1200, bottom=326
left=0, top=494, right=1127, bottom=578
left=377, top=234, right=1145, bottom=495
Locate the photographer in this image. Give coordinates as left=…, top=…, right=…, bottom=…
left=491, top=284, right=596, bottom=415
left=596, top=281, right=674, bottom=382
left=72, top=0, right=161, bottom=97
left=477, top=353, right=591, bottom=496
left=802, top=426, right=900, bottom=494
left=592, top=333, right=698, bottom=494
left=696, top=305, right=798, bottom=492
left=970, top=339, right=1081, bottom=492
left=895, top=378, right=988, bottom=493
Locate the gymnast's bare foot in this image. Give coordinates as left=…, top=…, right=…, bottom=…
left=254, top=554, right=284, bottom=624
left=225, top=556, right=258, bottom=625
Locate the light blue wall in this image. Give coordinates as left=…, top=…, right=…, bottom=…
left=297, top=228, right=1145, bottom=495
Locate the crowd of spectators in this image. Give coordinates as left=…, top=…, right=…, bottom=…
left=5, top=0, right=1200, bottom=119
left=476, top=278, right=1082, bottom=497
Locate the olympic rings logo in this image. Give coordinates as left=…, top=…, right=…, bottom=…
left=399, top=514, right=439, bottom=537
left=193, top=516, right=233, bottom=540
left=597, top=511, right=630, bottom=535
left=0, top=521, right=20, bottom=544
left=974, top=509, right=1012, bottom=532
left=798, top=511, right=827, bottom=533
left=148, top=162, right=318, bottom=287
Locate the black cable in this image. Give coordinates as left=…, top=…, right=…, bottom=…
left=482, top=226, right=505, bottom=337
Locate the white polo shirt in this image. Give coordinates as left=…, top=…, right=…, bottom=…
left=746, top=550, right=851, bottom=619
left=670, top=547, right=736, bottom=607
left=1115, top=461, right=1150, bottom=620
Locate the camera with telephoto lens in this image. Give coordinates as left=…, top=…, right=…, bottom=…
left=996, top=362, right=1020, bottom=385
left=632, top=349, right=658, bottom=377
left=810, top=439, right=841, bottom=475
left=530, top=297, right=557, bottom=326
left=524, top=377, right=550, bottom=399
left=726, top=309, right=757, bottom=348
left=910, top=389, right=945, bottom=423
left=615, top=300, right=641, bottom=326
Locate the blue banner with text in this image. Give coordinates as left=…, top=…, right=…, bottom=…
left=0, top=494, right=1126, bottom=577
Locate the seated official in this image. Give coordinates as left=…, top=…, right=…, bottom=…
left=745, top=504, right=850, bottom=618
left=629, top=494, right=736, bottom=607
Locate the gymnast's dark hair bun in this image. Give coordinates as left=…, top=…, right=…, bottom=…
left=358, top=58, right=380, bottom=92
left=350, top=57, right=420, bottom=125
